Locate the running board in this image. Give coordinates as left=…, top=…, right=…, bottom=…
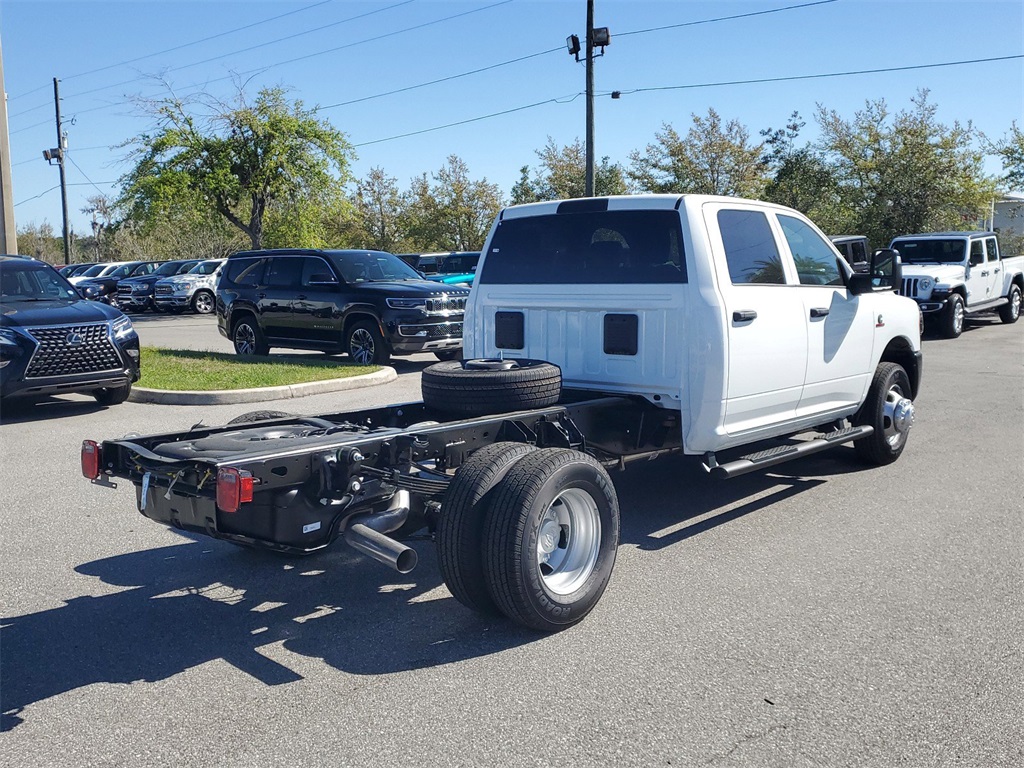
left=704, top=425, right=874, bottom=479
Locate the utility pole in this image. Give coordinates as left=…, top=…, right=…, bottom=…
left=0, top=38, right=16, bottom=254
left=585, top=0, right=595, bottom=197
left=53, top=78, right=71, bottom=264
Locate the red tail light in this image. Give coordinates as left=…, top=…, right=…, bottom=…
left=82, top=440, right=102, bottom=479
left=216, top=467, right=254, bottom=513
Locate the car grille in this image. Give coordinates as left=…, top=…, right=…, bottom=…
left=398, top=322, right=463, bottom=339
left=118, top=284, right=149, bottom=296
left=155, top=285, right=173, bottom=296
left=425, top=296, right=467, bottom=313
left=899, top=278, right=929, bottom=299
left=24, top=323, right=122, bottom=379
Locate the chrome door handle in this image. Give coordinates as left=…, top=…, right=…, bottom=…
left=810, top=307, right=830, bottom=318
left=733, top=310, right=757, bottom=322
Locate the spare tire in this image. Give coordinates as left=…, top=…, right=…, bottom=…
left=421, top=359, right=562, bottom=417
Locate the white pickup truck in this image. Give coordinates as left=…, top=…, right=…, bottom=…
left=85, top=194, right=923, bottom=632
left=890, top=231, right=1024, bottom=337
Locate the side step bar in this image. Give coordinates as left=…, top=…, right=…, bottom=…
left=705, top=425, right=874, bottom=480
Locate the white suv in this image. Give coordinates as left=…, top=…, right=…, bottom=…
left=153, top=259, right=225, bottom=314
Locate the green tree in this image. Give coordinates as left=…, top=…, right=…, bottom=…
left=350, top=167, right=409, bottom=251
left=406, top=156, right=504, bottom=251
left=512, top=138, right=628, bottom=203
left=118, top=86, right=354, bottom=249
left=816, top=90, right=997, bottom=245
left=628, top=108, right=768, bottom=197
left=16, top=222, right=64, bottom=264
left=760, top=112, right=843, bottom=231
left=992, top=121, right=1024, bottom=191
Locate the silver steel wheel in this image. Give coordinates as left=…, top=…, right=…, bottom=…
left=193, top=291, right=214, bottom=314
left=234, top=323, right=257, bottom=355
left=536, top=488, right=601, bottom=596
left=1011, top=290, right=1021, bottom=320
left=349, top=328, right=376, bottom=364
left=881, top=383, right=914, bottom=448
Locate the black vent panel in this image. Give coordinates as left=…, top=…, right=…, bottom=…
left=25, top=323, right=122, bottom=379
left=603, top=314, right=638, bottom=356
left=495, top=311, right=524, bottom=349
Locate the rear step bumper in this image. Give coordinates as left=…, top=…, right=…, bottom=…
left=705, top=425, right=874, bottom=479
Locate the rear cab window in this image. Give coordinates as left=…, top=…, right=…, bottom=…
left=480, top=209, right=686, bottom=284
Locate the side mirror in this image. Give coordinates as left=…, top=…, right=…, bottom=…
left=848, top=249, right=902, bottom=295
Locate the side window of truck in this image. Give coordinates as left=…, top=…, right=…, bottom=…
left=777, top=214, right=842, bottom=286
left=969, top=240, right=985, bottom=266
left=265, top=257, right=303, bottom=288
left=985, top=237, right=999, bottom=261
left=718, top=209, right=786, bottom=285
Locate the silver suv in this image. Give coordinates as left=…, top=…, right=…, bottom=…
left=153, top=259, right=225, bottom=314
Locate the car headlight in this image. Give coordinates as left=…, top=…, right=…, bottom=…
left=111, top=315, right=136, bottom=340
left=919, top=277, right=933, bottom=291
left=386, top=298, right=427, bottom=309
left=0, top=328, right=20, bottom=346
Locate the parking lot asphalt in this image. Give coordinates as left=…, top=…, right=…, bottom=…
left=0, top=313, right=1021, bottom=767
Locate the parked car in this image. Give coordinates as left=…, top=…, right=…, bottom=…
left=117, top=259, right=200, bottom=312
left=216, top=249, right=467, bottom=363
left=59, top=262, right=97, bottom=278
left=425, top=251, right=480, bottom=287
left=890, top=231, right=1024, bottom=337
left=153, top=258, right=225, bottom=314
left=76, top=261, right=157, bottom=305
left=0, top=255, right=140, bottom=404
left=68, top=262, right=118, bottom=286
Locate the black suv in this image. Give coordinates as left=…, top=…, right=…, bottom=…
left=0, top=256, right=140, bottom=404
left=216, top=249, right=468, bottom=364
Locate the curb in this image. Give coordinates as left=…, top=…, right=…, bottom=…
left=128, top=367, right=398, bottom=405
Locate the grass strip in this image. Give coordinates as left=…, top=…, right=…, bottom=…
left=138, top=348, right=378, bottom=391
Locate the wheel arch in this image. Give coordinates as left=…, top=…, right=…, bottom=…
left=343, top=310, right=384, bottom=337
left=228, top=303, right=260, bottom=332
left=879, top=336, right=921, bottom=399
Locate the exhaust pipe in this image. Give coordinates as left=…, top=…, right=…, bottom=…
left=343, top=490, right=419, bottom=574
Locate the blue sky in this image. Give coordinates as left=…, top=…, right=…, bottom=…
left=3, top=0, right=1022, bottom=237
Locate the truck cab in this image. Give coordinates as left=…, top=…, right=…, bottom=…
left=466, top=195, right=921, bottom=453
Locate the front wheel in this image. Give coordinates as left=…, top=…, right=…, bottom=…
left=191, top=290, right=215, bottom=315
left=346, top=320, right=390, bottom=365
left=941, top=294, right=964, bottom=338
left=93, top=382, right=131, bottom=406
left=482, top=448, right=619, bottom=632
left=999, top=285, right=1021, bottom=324
left=232, top=316, right=270, bottom=356
left=852, top=362, right=915, bottom=465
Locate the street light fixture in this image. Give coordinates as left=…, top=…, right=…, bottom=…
left=566, top=1, right=610, bottom=196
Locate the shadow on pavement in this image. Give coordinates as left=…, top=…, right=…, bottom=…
left=0, top=395, right=112, bottom=425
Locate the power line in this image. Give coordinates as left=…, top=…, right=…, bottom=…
left=7, top=0, right=339, bottom=102
left=318, top=47, right=563, bottom=111
left=66, top=154, right=113, bottom=198
left=612, top=54, right=1024, bottom=97
left=354, top=94, right=581, bottom=147
left=355, top=54, right=1023, bottom=148
left=14, top=181, right=117, bottom=208
left=617, top=0, right=839, bottom=38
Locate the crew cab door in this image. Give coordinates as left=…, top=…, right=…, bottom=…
left=774, top=213, right=874, bottom=415
left=966, top=239, right=989, bottom=305
left=261, top=257, right=304, bottom=340
left=984, top=237, right=1003, bottom=299
left=704, top=204, right=806, bottom=435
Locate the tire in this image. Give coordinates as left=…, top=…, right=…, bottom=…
left=482, top=448, right=619, bottom=632
left=232, top=315, right=269, bottom=356
left=852, top=362, right=915, bottom=466
left=941, top=294, right=964, bottom=338
left=998, top=284, right=1021, bottom=324
left=437, top=442, right=538, bottom=615
left=191, top=290, right=215, bottom=315
left=421, top=359, right=562, bottom=417
left=227, top=410, right=294, bottom=425
left=434, top=349, right=462, bottom=362
left=346, top=320, right=390, bottom=365
left=93, top=382, right=131, bottom=406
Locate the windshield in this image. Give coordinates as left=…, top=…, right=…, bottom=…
left=80, top=263, right=110, bottom=277
left=331, top=251, right=423, bottom=282
left=108, top=263, right=141, bottom=279
left=892, top=239, right=966, bottom=264
left=188, top=260, right=222, bottom=275
left=154, top=261, right=185, bottom=276
left=1, top=264, right=79, bottom=302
